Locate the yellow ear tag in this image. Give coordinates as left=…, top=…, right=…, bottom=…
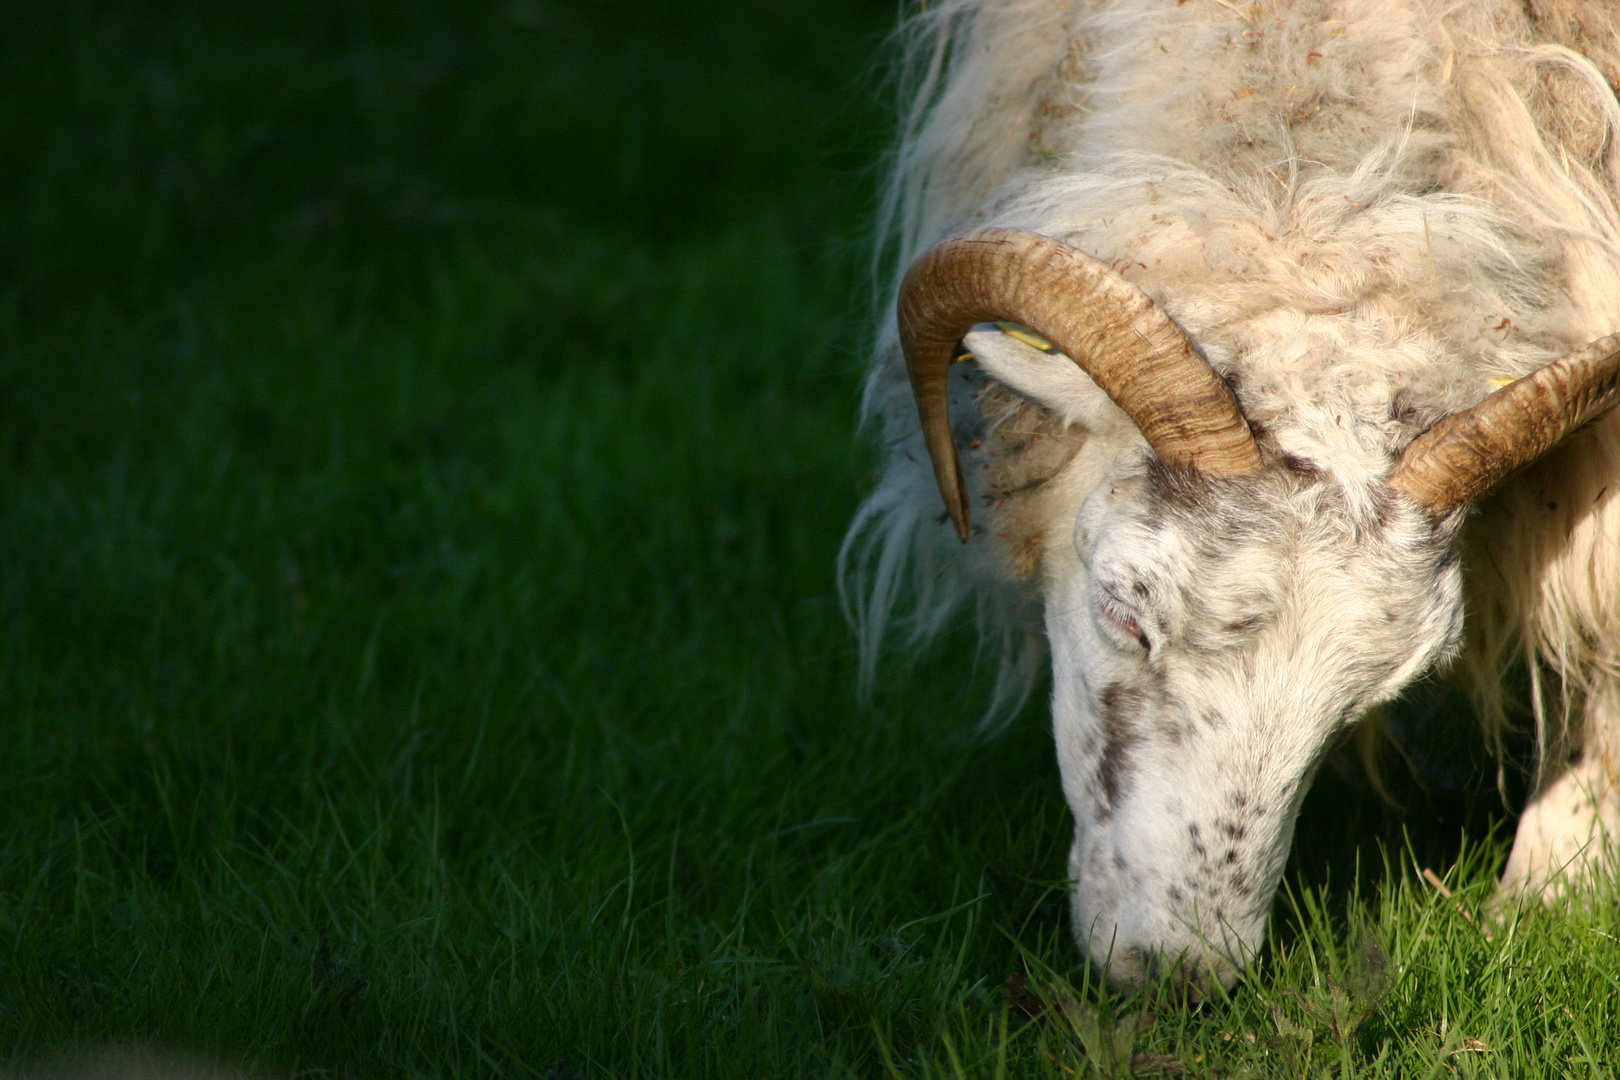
left=994, top=321, right=1057, bottom=352
left=1485, top=376, right=1516, bottom=388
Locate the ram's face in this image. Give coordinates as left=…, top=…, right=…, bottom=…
left=956, top=318, right=1465, bottom=988
left=1046, top=464, right=1462, bottom=989
left=900, top=231, right=1620, bottom=990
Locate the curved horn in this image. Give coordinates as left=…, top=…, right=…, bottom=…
left=1388, top=334, right=1620, bottom=515
left=898, top=228, right=1262, bottom=542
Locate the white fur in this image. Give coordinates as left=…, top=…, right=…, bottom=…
left=844, top=0, right=1620, bottom=986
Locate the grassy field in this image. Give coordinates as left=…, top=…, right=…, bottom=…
left=2, top=1, right=1619, bottom=1077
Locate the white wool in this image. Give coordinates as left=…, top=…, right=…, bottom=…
left=843, top=0, right=1620, bottom=973
left=848, top=0, right=1620, bottom=745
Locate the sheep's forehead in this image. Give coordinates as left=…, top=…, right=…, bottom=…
left=1095, top=497, right=1284, bottom=634
left=1089, top=466, right=1453, bottom=655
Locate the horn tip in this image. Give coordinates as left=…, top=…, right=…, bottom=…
left=952, top=507, right=971, bottom=544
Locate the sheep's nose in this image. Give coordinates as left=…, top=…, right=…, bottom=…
left=1100, top=944, right=1241, bottom=996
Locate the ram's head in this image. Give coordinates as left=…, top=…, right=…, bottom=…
left=901, top=229, right=1620, bottom=990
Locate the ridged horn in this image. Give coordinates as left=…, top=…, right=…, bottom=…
left=1388, top=334, right=1620, bottom=515
left=898, top=228, right=1263, bottom=542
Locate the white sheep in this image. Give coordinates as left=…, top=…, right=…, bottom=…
left=843, top=0, right=1620, bottom=989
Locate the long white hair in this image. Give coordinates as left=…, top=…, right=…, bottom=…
left=841, top=0, right=1620, bottom=775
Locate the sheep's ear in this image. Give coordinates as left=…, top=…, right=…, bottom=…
left=961, top=322, right=1134, bottom=438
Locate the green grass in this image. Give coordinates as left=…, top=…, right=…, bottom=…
left=2, top=2, right=1618, bottom=1077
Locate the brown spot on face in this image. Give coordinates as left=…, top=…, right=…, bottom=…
left=1097, top=682, right=1145, bottom=815
left=1280, top=452, right=1320, bottom=475
left=1146, top=460, right=1221, bottom=515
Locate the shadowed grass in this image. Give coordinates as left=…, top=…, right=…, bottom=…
left=1, top=1, right=1617, bottom=1077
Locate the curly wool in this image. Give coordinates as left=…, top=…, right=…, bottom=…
left=844, top=0, right=1620, bottom=776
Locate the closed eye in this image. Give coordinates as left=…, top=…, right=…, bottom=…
left=1100, top=597, right=1151, bottom=651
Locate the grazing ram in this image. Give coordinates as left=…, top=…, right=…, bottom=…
left=843, top=0, right=1620, bottom=988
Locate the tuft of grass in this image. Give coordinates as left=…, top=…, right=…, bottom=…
left=1, top=2, right=1616, bottom=1077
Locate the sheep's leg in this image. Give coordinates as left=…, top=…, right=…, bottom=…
left=1500, top=732, right=1620, bottom=902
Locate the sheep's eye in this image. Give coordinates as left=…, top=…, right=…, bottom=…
left=1104, top=605, right=1151, bottom=651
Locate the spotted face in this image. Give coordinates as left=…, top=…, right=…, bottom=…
left=955, top=322, right=1470, bottom=986
left=1043, top=461, right=1463, bottom=988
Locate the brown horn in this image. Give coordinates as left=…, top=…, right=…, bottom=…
left=898, top=228, right=1263, bottom=542
left=1388, top=334, right=1620, bottom=515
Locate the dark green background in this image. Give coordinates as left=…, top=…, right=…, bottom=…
left=2, top=3, right=1607, bottom=1077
